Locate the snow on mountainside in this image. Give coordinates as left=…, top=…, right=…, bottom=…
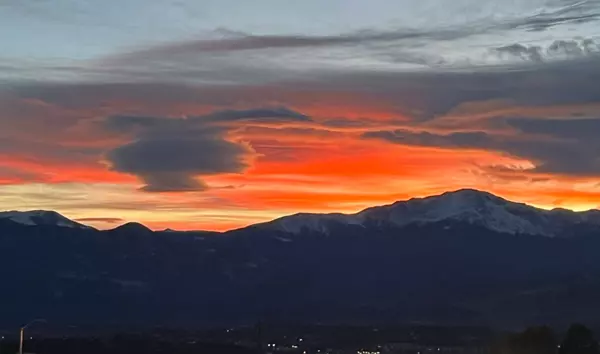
left=0, top=210, right=92, bottom=229
left=261, top=189, right=600, bottom=237
left=266, top=212, right=363, bottom=234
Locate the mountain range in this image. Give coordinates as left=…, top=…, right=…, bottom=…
left=259, top=189, right=600, bottom=237
left=2, top=189, right=600, bottom=330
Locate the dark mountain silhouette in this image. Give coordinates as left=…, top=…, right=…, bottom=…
left=109, top=222, right=153, bottom=234
left=2, top=189, right=600, bottom=329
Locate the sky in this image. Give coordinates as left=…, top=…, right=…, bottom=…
left=1, top=0, right=600, bottom=230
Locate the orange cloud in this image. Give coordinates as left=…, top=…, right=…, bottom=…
left=0, top=155, right=134, bottom=184
left=3, top=81, right=600, bottom=231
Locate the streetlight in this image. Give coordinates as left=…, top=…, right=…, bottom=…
left=19, top=319, right=46, bottom=354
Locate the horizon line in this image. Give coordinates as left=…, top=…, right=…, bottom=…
left=2, top=188, right=599, bottom=232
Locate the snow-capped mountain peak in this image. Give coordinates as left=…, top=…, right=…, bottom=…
left=359, top=189, right=552, bottom=235
left=260, top=189, right=600, bottom=237
left=0, top=210, right=92, bottom=229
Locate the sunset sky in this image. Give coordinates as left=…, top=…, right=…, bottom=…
left=1, top=0, right=600, bottom=230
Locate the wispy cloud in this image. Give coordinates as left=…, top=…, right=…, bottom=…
left=75, top=217, right=123, bottom=224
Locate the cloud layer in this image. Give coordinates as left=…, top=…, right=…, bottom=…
left=364, top=116, right=600, bottom=176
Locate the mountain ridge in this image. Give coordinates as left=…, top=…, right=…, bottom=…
left=257, top=189, right=600, bottom=237
left=3, top=189, right=600, bottom=237
left=2, top=189, right=600, bottom=328
left=0, top=210, right=94, bottom=230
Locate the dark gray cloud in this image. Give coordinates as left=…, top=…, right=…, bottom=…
left=10, top=82, right=210, bottom=109
left=363, top=130, right=491, bottom=149
left=112, top=29, right=473, bottom=58
left=548, top=39, right=599, bottom=56
left=506, top=117, right=600, bottom=140
left=138, top=173, right=210, bottom=193
left=203, top=107, right=310, bottom=123
left=103, top=115, right=165, bottom=132
left=515, top=13, right=599, bottom=32
left=493, top=39, right=599, bottom=62
left=508, top=0, right=600, bottom=31
left=75, top=217, right=123, bottom=224
left=104, top=107, right=310, bottom=192
left=363, top=117, right=600, bottom=176
left=107, top=135, right=249, bottom=192
left=310, top=56, right=600, bottom=120
left=321, top=118, right=390, bottom=129
left=495, top=44, right=544, bottom=62
left=102, top=107, right=310, bottom=133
